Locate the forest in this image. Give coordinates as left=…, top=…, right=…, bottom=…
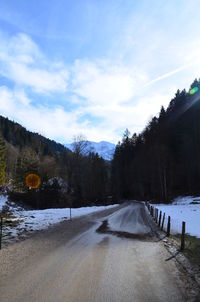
left=112, top=78, right=200, bottom=202
left=0, top=77, right=200, bottom=207
left=0, top=117, right=109, bottom=208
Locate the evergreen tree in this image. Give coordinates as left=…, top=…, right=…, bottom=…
left=111, top=77, right=200, bottom=202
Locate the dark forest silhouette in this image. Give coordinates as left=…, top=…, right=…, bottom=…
left=111, top=78, right=200, bottom=202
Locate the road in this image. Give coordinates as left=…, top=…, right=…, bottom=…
left=0, top=202, right=192, bottom=301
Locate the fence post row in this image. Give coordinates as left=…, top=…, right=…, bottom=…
left=145, top=203, right=185, bottom=251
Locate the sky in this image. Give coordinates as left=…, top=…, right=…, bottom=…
left=0, top=0, right=200, bottom=144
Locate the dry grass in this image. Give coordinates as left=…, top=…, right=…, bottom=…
left=172, top=234, right=200, bottom=266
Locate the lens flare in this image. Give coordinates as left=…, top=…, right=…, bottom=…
left=189, top=87, right=199, bottom=95
left=25, top=173, right=41, bottom=189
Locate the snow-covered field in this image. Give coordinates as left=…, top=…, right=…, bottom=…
left=153, top=196, right=200, bottom=238
left=0, top=195, right=118, bottom=245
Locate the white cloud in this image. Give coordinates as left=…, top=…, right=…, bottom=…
left=81, top=92, right=173, bottom=137
left=0, top=33, right=69, bottom=94
left=0, top=85, right=117, bottom=143
left=1, top=6, right=200, bottom=144
left=70, top=58, right=177, bottom=140
left=72, top=60, right=147, bottom=106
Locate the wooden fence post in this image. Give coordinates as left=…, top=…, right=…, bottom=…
left=161, top=212, right=165, bottom=230
left=155, top=208, right=158, bottom=223
left=154, top=208, right=156, bottom=221
left=70, top=207, right=72, bottom=221
left=0, top=216, right=2, bottom=250
left=167, top=216, right=171, bottom=237
left=158, top=210, right=162, bottom=227
left=181, top=221, right=186, bottom=251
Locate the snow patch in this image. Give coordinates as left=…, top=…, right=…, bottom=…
left=153, top=196, right=200, bottom=238
left=0, top=197, right=118, bottom=245
left=0, top=195, right=8, bottom=211
left=108, top=204, right=150, bottom=234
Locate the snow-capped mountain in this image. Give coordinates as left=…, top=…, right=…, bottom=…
left=65, top=141, right=115, bottom=160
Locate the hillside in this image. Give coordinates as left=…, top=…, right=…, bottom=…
left=0, top=115, right=110, bottom=209
left=0, top=116, right=69, bottom=156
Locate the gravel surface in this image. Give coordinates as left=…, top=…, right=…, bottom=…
left=0, top=203, right=198, bottom=302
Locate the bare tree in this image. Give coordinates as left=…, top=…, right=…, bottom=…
left=72, top=134, right=92, bottom=156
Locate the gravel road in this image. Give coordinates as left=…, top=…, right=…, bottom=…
left=0, top=202, right=195, bottom=301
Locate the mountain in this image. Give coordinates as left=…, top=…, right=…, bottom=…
left=65, top=141, right=115, bottom=160
left=0, top=116, right=69, bottom=156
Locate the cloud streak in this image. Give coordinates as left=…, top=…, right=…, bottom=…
left=145, top=63, right=194, bottom=87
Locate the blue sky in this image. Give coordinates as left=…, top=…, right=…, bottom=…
left=0, top=0, right=200, bottom=144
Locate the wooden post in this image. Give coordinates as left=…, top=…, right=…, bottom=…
left=161, top=212, right=165, bottom=230
left=181, top=221, right=186, bottom=251
left=0, top=216, right=2, bottom=250
left=167, top=216, right=171, bottom=237
left=70, top=207, right=72, bottom=221
left=155, top=208, right=158, bottom=223
left=158, top=210, right=162, bottom=227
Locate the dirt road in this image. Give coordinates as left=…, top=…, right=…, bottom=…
left=0, top=203, right=194, bottom=301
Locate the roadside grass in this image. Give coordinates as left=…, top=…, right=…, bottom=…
left=172, top=234, right=200, bottom=266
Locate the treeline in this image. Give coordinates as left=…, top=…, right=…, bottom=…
left=0, top=116, right=109, bottom=209
left=112, top=78, right=200, bottom=202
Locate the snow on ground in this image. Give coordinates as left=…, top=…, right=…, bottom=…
left=0, top=195, right=118, bottom=245
left=108, top=203, right=150, bottom=234
left=0, top=195, right=7, bottom=211
left=153, top=196, right=200, bottom=238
